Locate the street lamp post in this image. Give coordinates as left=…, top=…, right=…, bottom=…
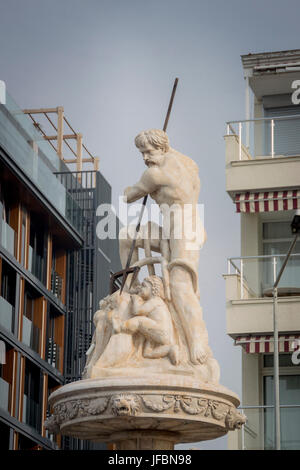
left=272, top=213, right=300, bottom=450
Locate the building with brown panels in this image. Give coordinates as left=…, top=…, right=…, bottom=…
left=0, top=91, right=120, bottom=449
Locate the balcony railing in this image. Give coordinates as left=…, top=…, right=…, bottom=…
left=226, top=115, right=300, bottom=161
left=22, top=316, right=41, bottom=354
left=227, top=253, right=300, bottom=300
left=238, top=405, right=300, bottom=450
left=51, top=270, right=63, bottom=300
left=46, top=337, right=61, bottom=371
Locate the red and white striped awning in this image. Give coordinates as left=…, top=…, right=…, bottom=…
left=235, top=190, right=300, bottom=213
left=235, top=335, right=300, bottom=353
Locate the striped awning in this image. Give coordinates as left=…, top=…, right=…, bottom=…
left=235, top=190, right=300, bottom=213
left=235, top=335, right=300, bottom=353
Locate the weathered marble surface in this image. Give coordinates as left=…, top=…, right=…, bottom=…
left=45, top=129, right=245, bottom=449
left=45, top=376, right=246, bottom=445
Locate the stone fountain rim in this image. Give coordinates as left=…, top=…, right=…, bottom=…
left=49, top=374, right=240, bottom=408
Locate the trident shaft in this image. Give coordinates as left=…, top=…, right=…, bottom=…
left=110, top=78, right=179, bottom=295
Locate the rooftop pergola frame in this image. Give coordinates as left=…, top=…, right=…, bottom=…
left=23, top=106, right=100, bottom=183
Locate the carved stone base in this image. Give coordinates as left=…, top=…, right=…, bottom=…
left=45, top=375, right=246, bottom=450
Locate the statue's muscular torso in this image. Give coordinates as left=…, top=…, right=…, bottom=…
left=147, top=150, right=200, bottom=207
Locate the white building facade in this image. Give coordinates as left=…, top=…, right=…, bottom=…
left=225, top=50, right=300, bottom=450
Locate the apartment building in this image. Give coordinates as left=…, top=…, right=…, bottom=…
left=0, top=90, right=120, bottom=449
left=224, top=49, right=300, bottom=450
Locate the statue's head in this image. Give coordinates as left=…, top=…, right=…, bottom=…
left=135, top=129, right=170, bottom=167
left=140, top=275, right=165, bottom=300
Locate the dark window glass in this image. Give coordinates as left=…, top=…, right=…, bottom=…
left=28, top=212, right=47, bottom=284
left=22, top=360, right=41, bottom=432
left=0, top=260, right=16, bottom=333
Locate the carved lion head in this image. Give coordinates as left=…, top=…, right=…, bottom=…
left=111, top=394, right=140, bottom=416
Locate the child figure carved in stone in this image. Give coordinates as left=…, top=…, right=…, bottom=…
left=114, top=276, right=179, bottom=365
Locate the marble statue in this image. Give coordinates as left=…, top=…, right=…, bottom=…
left=83, top=129, right=220, bottom=383
left=45, top=129, right=246, bottom=450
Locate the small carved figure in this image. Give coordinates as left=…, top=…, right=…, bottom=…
left=83, top=291, right=132, bottom=376
left=114, top=276, right=179, bottom=365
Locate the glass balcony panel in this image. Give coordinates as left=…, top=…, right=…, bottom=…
left=1, top=221, right=15, bottom=256
left=0, top=376, right=10, bottom=412
left=0, top=296, right=13, bottom=332
left=22, top=316, right=40, bottom=354
left=227, top=115, right=300, bottom=160
left=228, top=253, right=300, bottom=299
left=28, top=245, right=33, bottom=272
left=22, top=316, right=32, bottom=347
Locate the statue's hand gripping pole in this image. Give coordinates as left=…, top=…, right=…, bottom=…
left=110, top=78, right=179, bottom=295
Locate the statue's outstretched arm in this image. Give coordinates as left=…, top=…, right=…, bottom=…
left=124, top=168, right=161, bottom=203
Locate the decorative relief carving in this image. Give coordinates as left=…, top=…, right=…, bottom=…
left=110, top=394, right=140, bottom=416
left=225, top=407, right=247, bottom=430
left=45, top=392, right=245, bottom=434
left=142, top=394, right=229, bottom=419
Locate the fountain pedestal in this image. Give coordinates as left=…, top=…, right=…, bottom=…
left=45, top=375, right=245, bottom=450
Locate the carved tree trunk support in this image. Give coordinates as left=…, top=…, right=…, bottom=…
left=110, top=431, right=179, bottom=450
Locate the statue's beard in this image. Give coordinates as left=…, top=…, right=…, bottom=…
left=145, top=160, right=159, bottom=167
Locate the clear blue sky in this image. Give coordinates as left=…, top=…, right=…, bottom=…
left=1, top=0, right=300, bottom=449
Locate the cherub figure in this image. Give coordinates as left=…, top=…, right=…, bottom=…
left=114, top=276, right=179, bottom=365
left=83, top=291, right=132, bottom=376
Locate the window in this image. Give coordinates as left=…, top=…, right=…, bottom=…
left=262, top=221, right=300, bottom=293
left=46, top=305, right=64, bottom=372
left=22, top=360, right=42, bottom=432
left=0, top=342, right=14, bottom=413
left=0, top=185, right=17, bottom=258
left=50, top=241, right=65, bottom=302
left=263, top=353, right=300, bottom=450
left=22, top=284, right=43, bottom=356
left=45, top=376, right=60, bottom=443
left=28, top=212, right=47, bottom=284
left=0, top=260, right=16, bottom=333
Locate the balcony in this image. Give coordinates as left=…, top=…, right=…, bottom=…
left=224, top=254, right=300, bottom=336
left=225, top=116, right=300, bottom=198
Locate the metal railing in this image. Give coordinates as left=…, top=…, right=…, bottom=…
left=51, top=270, right=63, bottom=300
left=227, top=253, right=300, bottom=300
left=226, top=115, right=300, bottom=161
left=238, top=404, right=300, bottom=450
